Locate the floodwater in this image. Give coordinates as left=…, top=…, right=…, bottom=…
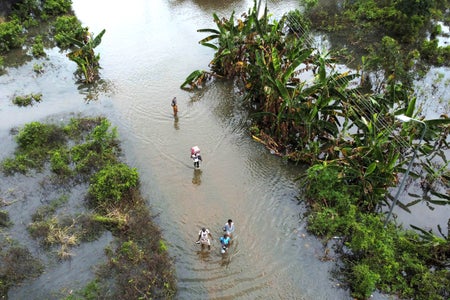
left=0, top=0, right=448, bottom=299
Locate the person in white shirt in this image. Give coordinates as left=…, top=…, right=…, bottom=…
left=223, top=219, right=235, bottom=238
left=196, top=227, right=213, bottom=250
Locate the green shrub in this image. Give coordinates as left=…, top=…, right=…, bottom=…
left=16, top=122, right=66, bottom=153
left=31, top=35, right=45, bottom=57
left=53, top=15, right=86, bottom=49
left=50, top=148, right=72, bottom=176
left=12, top=93, right=42, bottom=107
left=351, top=263, right=380, bottom=299
left=33, top=63, right=44, bottom=74
left=89, top=163, right=139, bottom=205
left=0, top=20, right=25, bottom=53
left=1, top=154, right=37, bottom=175
left=43, top=0, right=72, bottom=16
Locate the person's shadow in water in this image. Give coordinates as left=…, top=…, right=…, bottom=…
left=192, top=169, right=202, bottom=185
left=173, top=116, right=179, bottom=130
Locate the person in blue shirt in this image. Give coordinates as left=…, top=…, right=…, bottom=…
left=223, top=219, right=235, bottom=238
left=219, top=234, right=230, bottom=253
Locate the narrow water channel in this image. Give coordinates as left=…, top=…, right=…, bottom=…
left=67, top=0, right=351, bottom=299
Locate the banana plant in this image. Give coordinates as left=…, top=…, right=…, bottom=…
left=66, top=29, right=106, bottom=84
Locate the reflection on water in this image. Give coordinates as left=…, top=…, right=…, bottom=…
left=174, top=115, right=180, bottom=130
left=192, top=169, right=202, bottom=185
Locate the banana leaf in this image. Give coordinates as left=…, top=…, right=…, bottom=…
left=180, top=70, right=206, bottom=89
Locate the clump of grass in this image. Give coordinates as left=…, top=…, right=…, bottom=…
left=12, top=93, right=42, bottom=107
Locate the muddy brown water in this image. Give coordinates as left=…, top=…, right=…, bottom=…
left=0, top=0, right=448, bottom=299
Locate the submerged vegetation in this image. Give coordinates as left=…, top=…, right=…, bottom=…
left=304, top=0, right=450, bottom=84
left=0, top=117, right=176, bottom=298
left=0, top=0, right=105, bottom=83
left=182, top=1, right=449, bottom=299
left=12, top=93, right=42, bottom=107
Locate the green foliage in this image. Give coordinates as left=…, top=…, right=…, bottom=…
left=0, top=20, right=25, bottom=53
left=33, top=63, right=44, bottom=74
left=50, top=148, right=72, bottom=177
left=63, top=116, right=104, bottom=140
left=350, top=263, right=380, bottom=299
left=1, top=154, right=36, bottom=175
left=119, top=240, right=144, bottom=263
left=70, top=118, right=119, bottom=175
left=89, top=163, right=139, bottom=205
left=53, top=15, right=87, bottom=49
left=159, top=239, right=168, bottom=252
left=66, top=29, right=106, bottom=83
left=0, top=122, right=65, bottom=174
left=12, top=93, right=42, bottom=107
left=31, top=35, right=45, bottom=57
left=42, top=0, right=72, bottom=16
left=16, top=121, right=66, bottom=153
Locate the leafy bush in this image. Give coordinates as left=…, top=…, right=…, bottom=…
left=350, top=263, right=380, bottom=299
left=89, top=163, right=139, bottom=206
left=43, top=0, right=72, bottom=16
left=0, top=20, right=25, bottom=53
left=50, top=148, right=72, bottom=176
left=53, top=15, right=87, bottom=49
left=31, top=35, right=45, bottom=57
left=16, top=121, right=66, bottom=153
left=1, top=154, right=37, bottom=175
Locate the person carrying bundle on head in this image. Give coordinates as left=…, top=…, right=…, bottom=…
left=191, top=146, right=202, bottom=169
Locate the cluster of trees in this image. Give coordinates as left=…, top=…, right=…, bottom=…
left=182, top=1, right=449, bottom=299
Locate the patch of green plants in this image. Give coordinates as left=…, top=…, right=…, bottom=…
left=303, top=161, right=450, bottom=299
left=42, top=0, right=73, bottom=17
left=50, top=148, right=72, bottom=177
left=100, top=200, right=177, bottom=299
left=0, top=121, right=66, bottom=174
left=0, top=117, right=119, bottom=177
left=88, top=163, right=139, bottom=208
left=12, top=93, right=43, bottom=107
left=303, top=0, right=450, bottom=79
left=53, top=15, right=87, bottom=49
left=63, top=280, right=102, bottom=300
left=0, top=20, right=25, bottom=53
left=33, top=62, right=44, bottom=74
left=31, top=35, right=45, bottom=57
